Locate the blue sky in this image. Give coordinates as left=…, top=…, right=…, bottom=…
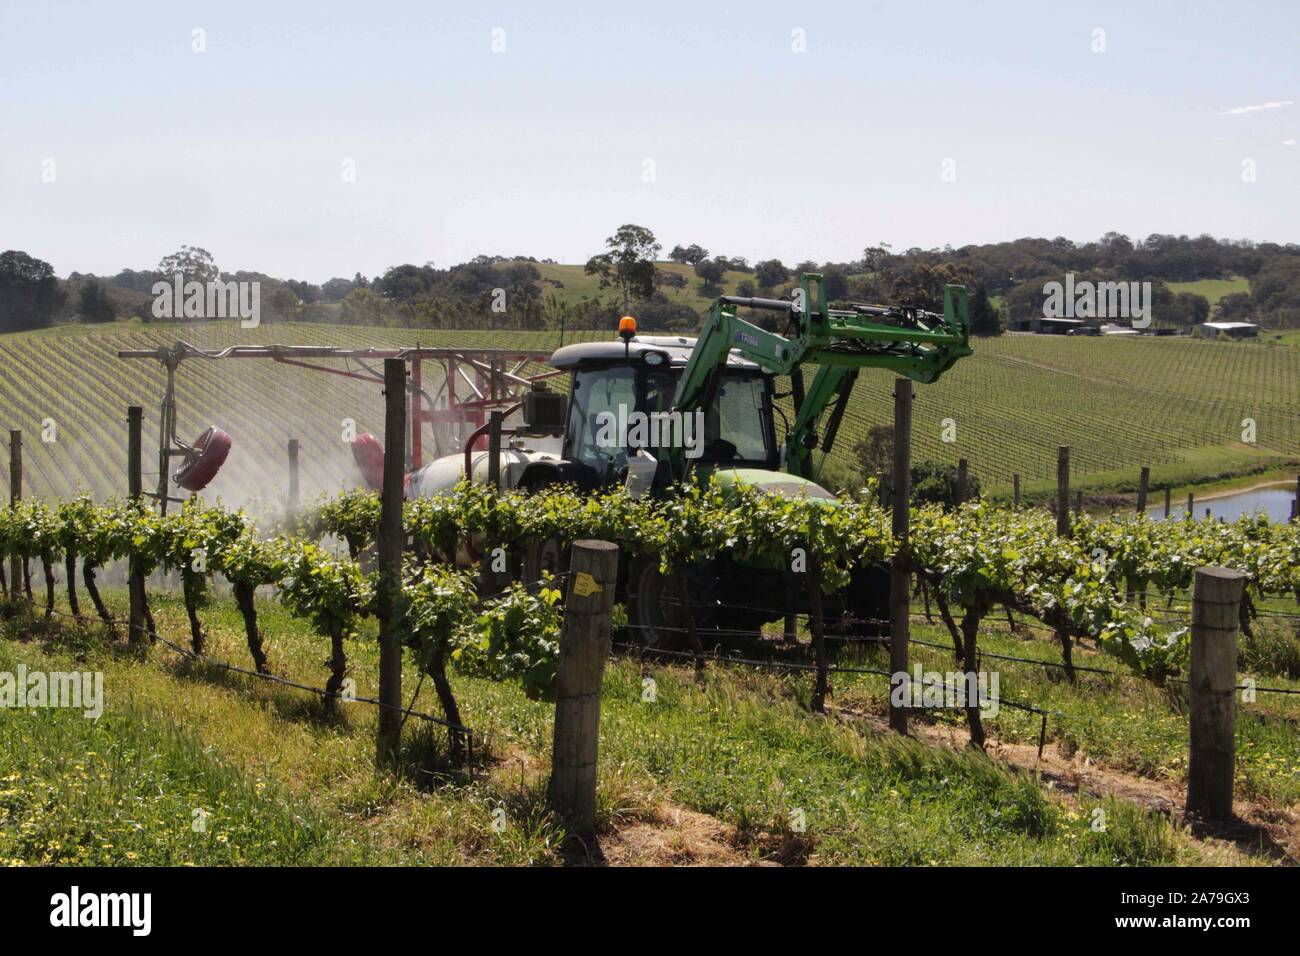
left=1, top=0, right=1296, bottom=282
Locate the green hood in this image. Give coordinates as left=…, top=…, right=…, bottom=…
left=710, top=468, right=841, bottom=506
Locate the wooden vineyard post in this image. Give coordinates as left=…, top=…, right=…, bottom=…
left=287, top=438, right=300, bottom=525
left=376, top=360, right=406, bottom=765
left=1012, top=473, right=1020, bottom=510
left=127, top=407, right=148, bottom=644
left=1186, top=566, right=1246, bottom=821
left=1187, top=491, right=1194, bottom=521
left=1054, top=445, right=1075, bottom=680
left=549, top=539, right=620, bottom=842
left=487, top=410, right=503, bottom=490
left=7, top=430, right=20, bottom=603
left=807, top=555, right=830, bottom=712
left=889, top=378, right=912, bottom=735
left=1164, top=485, right=1172, bottom=519
left=956, top=458, right=968, bottom=505
left=1292, top=475, right=1299, bottom=523
left=1056, top=445, right=1070, bottom=537
left=1136, top=466, right=1149, bottom=513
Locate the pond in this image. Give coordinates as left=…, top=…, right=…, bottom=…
left=1147, top=483, right=1297, bottom=523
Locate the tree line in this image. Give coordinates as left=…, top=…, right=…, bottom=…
left=3, top=227, right=1299, bottom=336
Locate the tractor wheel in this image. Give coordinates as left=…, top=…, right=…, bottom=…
left=626, top=554, right=694, bottom=650
left=522, top=536, right=569, bottom=592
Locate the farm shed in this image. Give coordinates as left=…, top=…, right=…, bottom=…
left=1010, top=316, right=1087, bottom=334
left=1196, top=321, right=1259, bottom=339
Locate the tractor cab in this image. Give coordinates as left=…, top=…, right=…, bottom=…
left=540, top=330, right=779, bottom=493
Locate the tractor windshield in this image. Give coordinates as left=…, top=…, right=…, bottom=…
left=650, top=369, right=774, bottom=466
left=564, top=364, right=776, bottom=483
left=564, top=365, right=638, bottom=481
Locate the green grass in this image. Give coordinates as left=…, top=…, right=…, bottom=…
left=829, top=616, right=1300, bottom=808
left=593, top=662, right=1184, bottom=865
left=0, top=641, right=361, bottom=866
left=4, top=580, right=1284, bottom=866
left=995, top=445, right=1296, bottom=506
left=1166, top=276, right=1250, bottom=307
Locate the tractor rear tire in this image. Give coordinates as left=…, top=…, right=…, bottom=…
left=626, top=554, right=694, bottom=650
left=522, top=536, right=569, bottom=592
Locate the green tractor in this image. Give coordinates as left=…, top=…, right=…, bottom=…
left=419, top=274, right=973, bottom=646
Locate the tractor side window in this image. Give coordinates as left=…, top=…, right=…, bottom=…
left=565, top=366, right=637, bottom=479
left=706, top=374, right=772, bottom=463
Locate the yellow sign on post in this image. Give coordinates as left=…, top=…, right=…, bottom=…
left=572, top=572, right=603, bottom=598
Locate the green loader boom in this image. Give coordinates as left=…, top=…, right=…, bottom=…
left=669, top=273, right=973, bottom=481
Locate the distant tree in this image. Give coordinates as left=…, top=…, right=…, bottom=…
left=853, top=427, right=977, bottom=509
left=78, top=279, right=116, bottom=323
left=157, top=245, right=218, bottom=283
left=1098, top=231, right=1134, bottom=268
left=1169, top=291, right=1210, bottom=327
left=794, top=260, right=819, bottom=275
left=735, top=279, right=757, bottom=297
left=0, top=250, right=66, bottom=332
left=340, top=288, right=391, bottom=325
left=890, top=261, right=976, bottom=311
left=852, top=425, right=894, bottom=485
left=754, top=259, right=790, bottom=290
left=286, top=279, right=320, bottom=304
left=1004, top=274, right=1060, bottom=322
left=911, top=461, right=980, bottom=510
left=321, top=277, right=355, bottom=301
left=668, top=243, right=708, bottom=264
left=1215, top=291, right=1253, bottom=321
left=108, top=268, right=164, bottom=293
left=969, top=285, right=1002, bottom=336
left=268, top=286, right=300, bottom=319
left=376, top=263, right=438, bottom=300
left=861, top=244, right=893, bottom=273
left=1249, top=257, right=1300, bottom=327
left=823, top=267, right=849, bottom=301
left=693, top=257, right=727, bottom=290
left=585, top=224, right=660, bottom=312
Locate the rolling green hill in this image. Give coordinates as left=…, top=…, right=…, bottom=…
left=1165, top=275, right=1250, bottom=307
left=1, top=320, right=1297, bottom=504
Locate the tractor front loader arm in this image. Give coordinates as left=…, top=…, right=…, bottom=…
left=669, top=274, right=973, bottom=481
